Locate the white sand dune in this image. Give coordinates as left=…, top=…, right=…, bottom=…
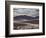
left=14, top=20, right=39, bottom=30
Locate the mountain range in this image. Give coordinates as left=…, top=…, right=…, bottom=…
left=14, top=15, right=39, bottom=20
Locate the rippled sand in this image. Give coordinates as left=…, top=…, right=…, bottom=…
left=14, top=23, right=39, bottom=30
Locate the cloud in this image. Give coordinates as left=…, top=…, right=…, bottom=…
left=13, top=8, right=39, bottom=17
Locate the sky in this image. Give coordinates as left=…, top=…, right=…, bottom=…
left=13, top=8, right=39, bottom=17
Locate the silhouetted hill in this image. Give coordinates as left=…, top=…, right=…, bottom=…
left=14, top=15, right=39, bottom=20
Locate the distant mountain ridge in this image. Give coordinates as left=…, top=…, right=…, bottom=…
left=14, top=15, right=39, bottom=20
